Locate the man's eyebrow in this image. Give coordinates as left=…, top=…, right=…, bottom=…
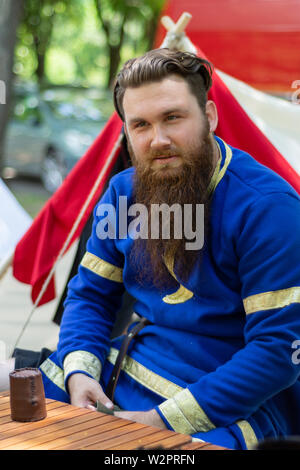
left=127, top=117, right=145, bottom=125
left=161, top=107, right=189, bottom=116
left=127, top=108, right=189, bottom=125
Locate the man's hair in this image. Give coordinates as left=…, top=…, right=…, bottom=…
left=113, top=48, right=214, bottom=121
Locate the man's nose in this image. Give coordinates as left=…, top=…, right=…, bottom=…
left=150, top=126, right=171, bottom=150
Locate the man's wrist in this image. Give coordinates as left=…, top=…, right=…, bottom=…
left=147, top=409, right=167, bottom=429
left=67, top=371, right=94, bottom=395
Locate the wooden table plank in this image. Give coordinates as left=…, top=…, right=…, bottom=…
left=0, top=408, right=104, bottom=448
left=0, top=393, right=225, bottom=450
left=30, top=420, right=150, bottom=450
left=0, top=402, right=84, bottom=435
left=5, top=413, right=121, bottom=450
left=82, top=425, right=167, bottom=450
left=53, top=420, right=152, bottom=450
left=109, top=429, right=187, bottom=450
left=0, top=398, right=62, bottom=415
left=0, top=400, right=68, bottom=427
left=0, top=397, right=10, bottom=409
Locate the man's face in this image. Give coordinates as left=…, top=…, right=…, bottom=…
left=123, top=75, right=217, bottom=288
left=123, top=74, right=212, bottom=177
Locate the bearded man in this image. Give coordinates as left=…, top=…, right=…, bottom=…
left=1, top=49, right=300, bottom=450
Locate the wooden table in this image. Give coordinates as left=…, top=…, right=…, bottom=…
left=0, top=391, right=226, bottom=450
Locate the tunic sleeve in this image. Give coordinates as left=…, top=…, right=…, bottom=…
left=56, top=180, right=126, bottom=389
left=156, top=192, right=300, bottom=433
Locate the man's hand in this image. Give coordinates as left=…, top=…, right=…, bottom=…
left=114, top=409, right=167, bottom=429
left=68, top=372, right=114, bottom=411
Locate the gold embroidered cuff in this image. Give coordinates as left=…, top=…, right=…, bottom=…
left=243, top=286, right=300, bottom=315
left=63, top=350, right=102, bottom=383
left=236, top=420, right=258, bottom=449
left=40, top=358, right=65, bottom=392
left=158, top=388, right=216, bottom=435
left=81, top=252, right=123, bottom=283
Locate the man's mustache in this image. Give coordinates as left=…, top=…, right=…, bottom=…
left=147, top=149, right=181, bottom=159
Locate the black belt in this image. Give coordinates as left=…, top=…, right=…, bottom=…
left=105, top=317, right=151, bottom=402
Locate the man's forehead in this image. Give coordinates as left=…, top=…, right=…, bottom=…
left=123, top=75, right=196, bottom=119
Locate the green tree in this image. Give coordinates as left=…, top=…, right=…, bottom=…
left=94, top=0, right=164, bottom=88
left=16, top=0, right=84, bottom=86
left=14, top=0, right=164, bottom=90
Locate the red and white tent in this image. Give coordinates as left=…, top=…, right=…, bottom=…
left=155, top=0, right=300, bottom=93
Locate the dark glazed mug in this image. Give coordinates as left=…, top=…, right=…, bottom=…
left=9, top=367, right=47, bottom=422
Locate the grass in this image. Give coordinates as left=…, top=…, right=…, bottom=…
left=5, top=176, right=50, bottom=219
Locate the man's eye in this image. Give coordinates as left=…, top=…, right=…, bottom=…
left=167, top=115, right=180, bottom=121
left=135, top=121, right=147, bottom=128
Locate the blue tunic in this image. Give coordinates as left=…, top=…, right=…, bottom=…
left=39, top=136, right=300, bottom=450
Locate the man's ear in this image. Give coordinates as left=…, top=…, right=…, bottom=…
left=205, top=100, right=218, bottom=133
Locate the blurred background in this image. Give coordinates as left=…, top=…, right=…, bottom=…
left=0, top=0, right=164, bottom=217
left=1, top=0, right=299, bottom=217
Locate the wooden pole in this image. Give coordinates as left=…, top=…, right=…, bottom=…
left=161, top=12, right=192, bottom=34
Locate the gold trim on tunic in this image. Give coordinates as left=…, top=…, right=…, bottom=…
left=40, top=346, right=257, bottom=441
left=158, top=388, right=216, bottom=435
left=206, top=153, right=221, bottom=196
left=159, top=398, right=197, bottom=434
left=81, top=252, right=123, bottom=283
left=214, top=140, right=232, bottom=191
left=39, top=358, right=65, bottom=392
left=206, top=139, right=232, bottom=196
left=107, top=347, right=183, bottom=399
left=163, top=285, right=194, bottom=304
left=236, top=420, right=258, bottom=449
left=108, top=347, right=215, bottom=435
left=162, top=252, right=194, bottom=304
left=63, top=350, right=102, bottom=382
left=243, top=286, right=300, bottom=315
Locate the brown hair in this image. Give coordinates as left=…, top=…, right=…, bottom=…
left=113, top=48, right=214, bottom=121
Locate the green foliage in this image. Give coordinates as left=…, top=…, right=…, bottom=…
left=15, top=0, right=85, bottom=84
left=93, top=0, right=165, bottom=87
left=15, top=0, right=165, bottom=88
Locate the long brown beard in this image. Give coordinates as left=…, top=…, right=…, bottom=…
left=128, top=124, right=214, bottom=290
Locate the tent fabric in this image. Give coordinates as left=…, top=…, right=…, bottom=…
left=217, top=69, right=300, bottom=175
left=155, top=0, right=300, bottom=92
left=201, top=45, right=300, bottom=193
left=0, top=179, right=32, bottom=275
left=13, top=113, right=123, bottom=306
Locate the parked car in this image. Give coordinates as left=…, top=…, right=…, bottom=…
left=3, top=84, right=113, bottom=192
